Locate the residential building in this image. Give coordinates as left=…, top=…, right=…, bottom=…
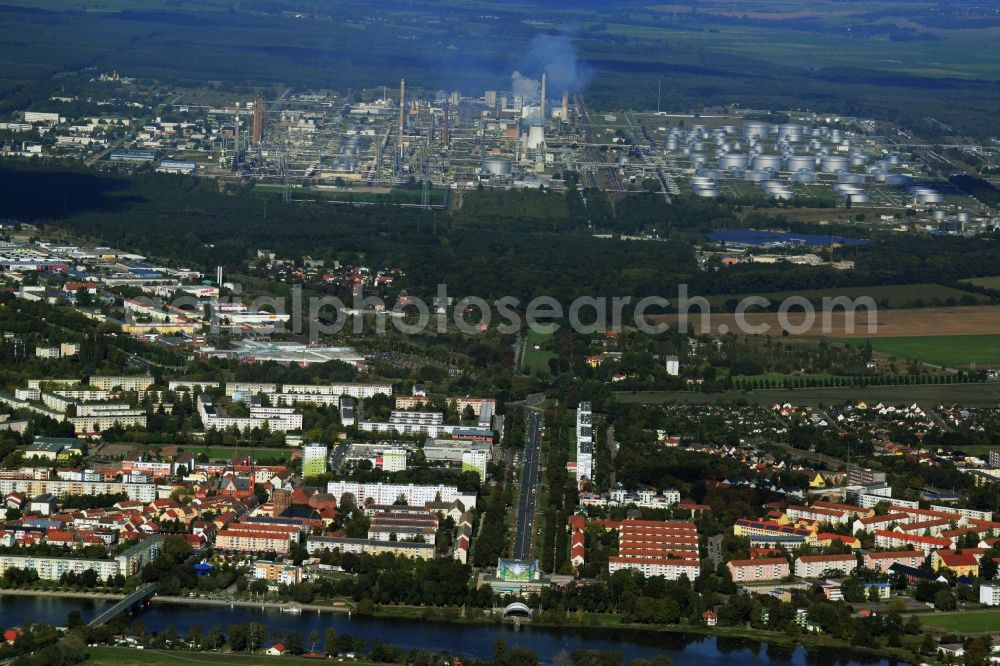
left=89, top=375, right=155, bottom=392
left=727, top=557, right=790, bottom=583
left=302, top=444, right=328, bottom=478
left=980, top=582, right=1000, bottom=607
left=862, top=550, right=925, bottom=572
left=604, top=519, right=701, bottom=581
left=575, top=402, right=594, bottom=486
left=794, top=553, right=858, bottom=578
left=305, top=535, right=434, bottom=560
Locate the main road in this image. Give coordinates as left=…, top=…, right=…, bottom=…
left=513, top=408, right=543, bottom=560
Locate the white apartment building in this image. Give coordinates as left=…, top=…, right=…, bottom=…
left=326, top=481, right=471, bottom=508
left=576, top=402, right=594, bottom=485
left=89, top=375, right=155, bottom=392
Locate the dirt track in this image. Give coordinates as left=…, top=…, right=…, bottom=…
left=654, top=305, right=1000, bottom=338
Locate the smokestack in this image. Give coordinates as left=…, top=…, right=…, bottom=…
left=562, top=89, right=569, bottom=122
left=540, top=72, right=546, bottom=123
left=399, top=79, right=406, bottom=159
left=443, top=104, right=450, bottom=150
left=216, top=266, right=223, bottom=286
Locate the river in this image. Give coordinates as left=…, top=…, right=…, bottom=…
left=0, top=595, right=899, bottom=666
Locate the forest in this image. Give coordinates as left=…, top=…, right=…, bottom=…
left=3, top=162, right=1000, bottom=312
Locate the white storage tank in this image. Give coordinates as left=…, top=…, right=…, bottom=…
left=752, top=154, right=783, bottom=171
left=719, top=153, right=748, bottom=170
left=785, top=155, right=816, bottom=172
left=820, top=155, right=851, bottom=173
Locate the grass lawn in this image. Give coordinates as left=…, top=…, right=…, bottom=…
left=86, top=646, right=351, bottom=665
left=847, top=334, right=1000, bottom=368
left=522, top=328, right=556, bottom=375
left=920, top=611, right=1000, bottom=633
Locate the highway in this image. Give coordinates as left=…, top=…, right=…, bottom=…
left=513, top=408, right=543, bottom=560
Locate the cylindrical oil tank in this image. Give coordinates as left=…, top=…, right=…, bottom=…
left=785, top=155, right=816, bottom=172
left=885, top=174, right=912, bottom=187
left=821, top=155, right=851, bottom=173
left=914, top=190, right=943, bottom=204
left=752, top=154, right=783, bottom=171
left=837, top=172, right=865, bottom=185
left=744, top=122, right=770, bottom=141
left=481, top=157, right=512, bottom=176
left=744, top=170, right=771, bottom=183
left=777, top=123, right=804, bottom=142
left=689, top=140, right=704, bottom=152
left=696, top=168, right=724, bottom=180
left=828, top=129, right=843, bottom=143
left=692, top=185, right=719, bottom=198
left=887, top=154, right=901, bottom=166
left=719, top=154, right=748, bottom=170
left=869, top=169, right=887, bottom=182
left=932, top=210, right=947, bottom=221
left=850, top=154, right=867, bottom=168
left=665, top=138, right=680, bottom=151
left=848, top=192, right=870, bottom=204
left=792, top=171, right=817, bottom=183
left=690, top=154, right=707, bottom=168
left=957, top=212, right=972, bottom=223
left=721, top=125, right=738, bottom=135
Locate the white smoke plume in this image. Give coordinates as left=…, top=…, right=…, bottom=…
left=511, top=70, right=541, bottom=102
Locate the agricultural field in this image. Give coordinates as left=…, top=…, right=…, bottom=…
left=658, top=304, right=1000, bottom=339
left=849, top=334, right=1000, bottom=368
left=920, top=611, right=1000, bottom=634
left=704, top=283, right=985, bottom=310
left=962, top=276, right=1000, bottom=290
left=615, top=383, right=1000, bottom=407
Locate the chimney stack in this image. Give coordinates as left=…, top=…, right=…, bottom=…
left=562, top=89, right=569, bottom=122
left=540, top=72, right=546, bottom=123
left=443, top=104, right=450, bottom=150
left=399, top=79, right=406, bottom=158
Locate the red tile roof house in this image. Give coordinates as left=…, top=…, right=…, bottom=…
left=701, top=610, right=717, bottom=626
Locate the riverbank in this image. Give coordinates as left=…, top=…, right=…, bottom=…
left=153, top=595, right=352, bottom=614
left=0, top=588, right=125, bottom=601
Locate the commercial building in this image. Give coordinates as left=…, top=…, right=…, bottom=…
left=727, top=557, right=790, bottom=583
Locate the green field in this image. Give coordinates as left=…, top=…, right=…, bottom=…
left=615, top=382, right=1000, bottom=407
left=706, top=283, right=984, bottom=310
left=962, top=276, right=1000, bottom=290
left=920, top=611, right=1000, bottom=633
left=86, top=646, right=355, bottom=666
left=521, top=328, right=556, bottom=375
left=849, top=335, right=1000, bottom=368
